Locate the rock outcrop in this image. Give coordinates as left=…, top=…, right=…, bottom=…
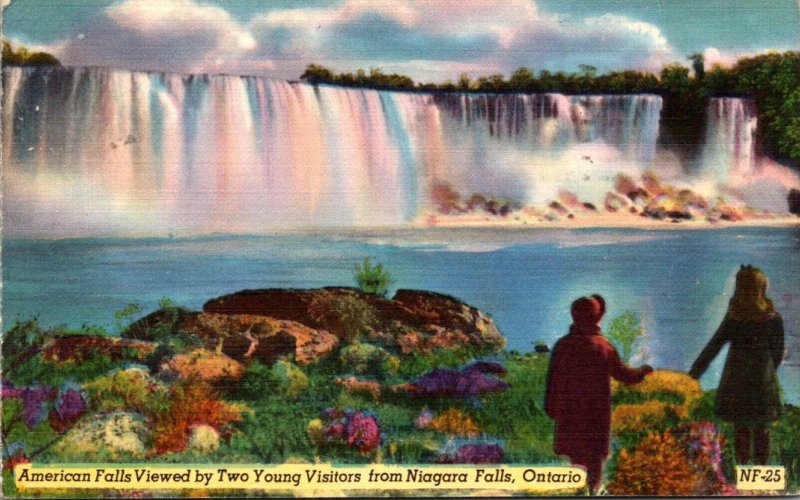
left=203, top=287, right=505, bottom=354
left=117, top=288, right=505, bottom=366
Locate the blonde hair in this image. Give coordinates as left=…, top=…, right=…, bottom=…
left=728, top=265, right=775, bottom=322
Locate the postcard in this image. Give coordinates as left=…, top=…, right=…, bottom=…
left=2, top=0, right=799, bottom=496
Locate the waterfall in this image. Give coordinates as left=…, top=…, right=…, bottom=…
left=3, top=65, right=774, bottom=235
left=697, top=97, right=758, bottom=183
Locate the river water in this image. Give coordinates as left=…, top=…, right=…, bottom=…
left=3, top=226, right=799, bottom=402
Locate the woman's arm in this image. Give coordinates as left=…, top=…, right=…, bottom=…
left=689, top=318, right=730, bottom=379
left=769, top=314, right=785, bottom=368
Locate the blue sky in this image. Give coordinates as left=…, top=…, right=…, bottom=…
left=3, top=0, right=798, bottom=81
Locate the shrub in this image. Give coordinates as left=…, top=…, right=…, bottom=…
left=235, top=400, right=317, bottom=463
left=2, top=318, right=47, bottom=372
left=608, top=423, right=733, bottom=496
left=605, top=310, right=645, bottom=363
left=612, top=400, right=683, bottom=433
left=271, top=359, right=309, bottom=397
left=315, top=408, right=382, bottom=454
left=339, top=342, right=393, bottom=379
left=236, top=360, right=276, bottom=400
left=608, top=431, right=697, bottom=495
left=354, top=258, right=393, bottom=297
left=52, top=412, right=151, bottom=461
left=426, top=408, right=481, bottom=437
left=612, top=369, right=703, bottom=409
left=151, top=381, right=244, bottom=455
left=770, top=405, right=800, bottom=490
left=308, top=292, right=378, bottom=343
left=84, top=367, right=167, bottom=415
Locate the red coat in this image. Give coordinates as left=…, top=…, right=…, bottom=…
left=545, top=325, right=647, bottom=462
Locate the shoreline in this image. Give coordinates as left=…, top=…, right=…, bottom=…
left=3, top=212, right=798, bottom=241
left=413, top=210, right=800, bottom=231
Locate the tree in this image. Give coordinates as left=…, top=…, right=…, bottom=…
left=688, top=53, right=705, bottom=80
left=578, top=64, right=597, bottom=77
left=659, top=63, right=692, bottom=94
left=2, top=39, right=60, bottom=66
left=300, top=64, right=335, bottom=84
left=508, top=67, right=535, bottom=90
left=457, top=73, right=472, bottom=91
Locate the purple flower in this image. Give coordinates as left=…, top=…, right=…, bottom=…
left=454, top=443, right=504, bottom=464
left=55, top=387, right=86, bottom=422
left=439, top=441, right=504, bottom=464
left=21, top=386, right=55, bottom=429
left=413, top=367, right=508, bottom=398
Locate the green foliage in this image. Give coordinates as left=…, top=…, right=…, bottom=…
left=236, top=360, right=276, bottom=400
left=235, top=359, right=309, bottom=400
left=301, top=63, right=413, bottom=90
left=476, top=353, right=557, bottom=463
left=272, top=359, right=309, bottom=398
left=2, top=39, right=60, bottom=66
left=235, top=400, right=318, bottom=463
left=339, top=342, right=393, bottom=379
left=605, top=310, right=645, bottom=364
left=771, top=405, right=800, bottom=490
left=113, top=302, right=143, bottom=335
left=612, top=387, right=685, bottom=407
left=7, top=351, right=116, bottom=386
left=394, top=346, right=485, bottom=379
left=308, top=292, right=378, bottom=343
left=353, top=257, right=393, bottom=297
left=2, top=318, right=47, bottom=372
left=84, top=368, right=168, bottom=416
left=2, top=398, right=59, bottom=458
left=144, top=332, right=203, bottom=371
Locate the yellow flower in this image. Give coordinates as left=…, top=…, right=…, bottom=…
left=427, top=408, right=481, bottom=437
left=307, top=419, right=325, bottom=447
left=612, top=400, right=687, bottom=432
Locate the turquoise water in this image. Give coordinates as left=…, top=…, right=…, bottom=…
left=3, top=226, right=799, bottom=402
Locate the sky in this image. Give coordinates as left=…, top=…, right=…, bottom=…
left=2, top=0, right=799, bottom=82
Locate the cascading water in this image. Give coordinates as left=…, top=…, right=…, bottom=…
left=697, top=97, right=758, bottom=182
left=2, top=65, right=786, bottom=235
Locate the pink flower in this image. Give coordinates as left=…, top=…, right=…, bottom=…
left=346, top=412, right=381, bottom=453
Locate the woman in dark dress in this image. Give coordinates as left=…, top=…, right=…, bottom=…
left=689, top=265, right=785, bottom=465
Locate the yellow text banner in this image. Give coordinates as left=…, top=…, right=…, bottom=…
left=15, top=464, right=585, bottom=493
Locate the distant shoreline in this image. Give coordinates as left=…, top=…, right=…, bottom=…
left=413, top=210, right=800, bottom=231
left=3, top=213, right=799, bottom=241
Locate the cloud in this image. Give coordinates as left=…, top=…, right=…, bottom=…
left=45, top=0, right=678, bottom=80
left=54, top=0, right=257, bottom=73
left=251, top=1, right=677, bottom=80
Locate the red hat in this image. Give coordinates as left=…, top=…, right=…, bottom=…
left=571, top=296, right=604, bottom=325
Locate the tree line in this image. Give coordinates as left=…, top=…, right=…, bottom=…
left=301, top=52, right=800, bottom=168
left=2, top=39, right=61, bottom=66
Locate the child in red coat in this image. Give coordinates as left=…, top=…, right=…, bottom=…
left=545, top=295, right=652, bottom=493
